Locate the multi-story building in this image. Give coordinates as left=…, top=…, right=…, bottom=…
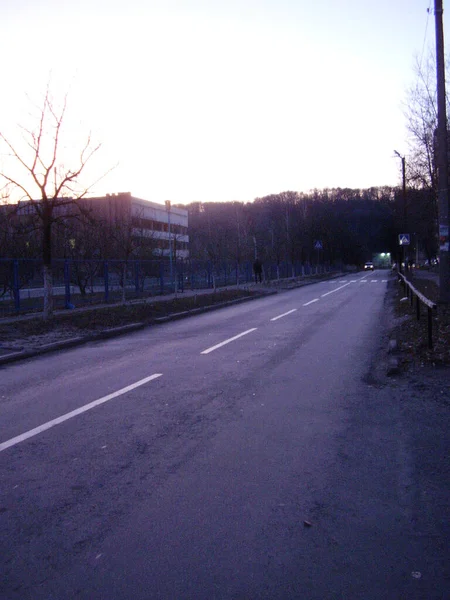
left=85, top=192, right=189, bottom=260
left=12, top=192, right=189, bottom=260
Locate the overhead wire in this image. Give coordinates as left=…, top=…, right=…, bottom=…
left=418, top=0, right=433, bottom=72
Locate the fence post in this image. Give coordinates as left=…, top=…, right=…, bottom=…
left=207, top=262, right=212, bottom=288
left=160, top=261, right=164, bottom=295
left=135, top=260, right=140, bottom=294
left=64, top=259, right=71, bottom=309
left=104, top=261, right=109, bottom=302
left=179, top=267, right=184, bottom=293
left=13, top=260, right=20, bottom=312
left=428, top=307, right=433, bottom=349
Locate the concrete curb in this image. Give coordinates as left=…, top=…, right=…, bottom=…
left=152, top=291, right=277, bottom=323
left=0, top=291, right=276, bottom=366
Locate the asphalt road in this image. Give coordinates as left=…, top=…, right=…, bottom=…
left=0, top=271, right=447, bottom=599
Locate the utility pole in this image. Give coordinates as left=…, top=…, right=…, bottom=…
left=435, top=0, right=450, bottom=302
left=394, top=150, right=407, bottom=273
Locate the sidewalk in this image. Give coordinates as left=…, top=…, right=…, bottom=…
left=410, top=269, right=439, bottom=284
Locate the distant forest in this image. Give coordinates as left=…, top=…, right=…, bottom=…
left=186, top=186, right=437, bottom=267
left=1, top=186, right=437, bottom=269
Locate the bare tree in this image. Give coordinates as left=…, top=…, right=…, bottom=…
left=0, top=84, right=104, bottom=318
left=403, top=53, right=442, bottom=192
left=402, top=52, right=450, bottom=259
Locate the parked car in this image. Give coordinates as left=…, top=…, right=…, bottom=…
left=364, top=262, right=374, bottom=271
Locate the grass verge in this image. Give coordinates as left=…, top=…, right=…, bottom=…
left=393, top=276, right=450, bottom=367
left=0, top=289, right=260, bottom=342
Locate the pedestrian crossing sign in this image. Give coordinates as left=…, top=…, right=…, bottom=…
left=398, top=234, right=410, bottom=246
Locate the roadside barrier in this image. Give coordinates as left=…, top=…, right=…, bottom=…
left=398, top=272, right=437, bottom=349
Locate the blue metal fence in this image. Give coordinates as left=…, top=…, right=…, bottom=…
left=0, top=258, right=332, bottom=316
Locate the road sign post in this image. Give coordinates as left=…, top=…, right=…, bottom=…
left=399, top=234, right=410, bottom=273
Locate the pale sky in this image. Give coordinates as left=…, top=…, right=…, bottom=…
left=0, top=0, right=446, bottom=204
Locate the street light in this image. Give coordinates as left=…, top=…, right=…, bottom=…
left=394, top=150, right=407, bottom=227
left=165, top=200, right=173, bottom=288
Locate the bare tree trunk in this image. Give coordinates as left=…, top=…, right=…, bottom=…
left=42, top=214, right=53, bottom=319
left=43, top=264, right=53, bottom=320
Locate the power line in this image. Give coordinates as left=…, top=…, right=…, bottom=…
left=419, top=0, right=433, bottom=72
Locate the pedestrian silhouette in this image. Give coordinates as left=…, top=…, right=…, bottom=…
left=253, top=259, right=263, bottom=283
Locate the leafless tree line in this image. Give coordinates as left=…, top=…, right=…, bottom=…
left=187, top=188, right=403, bottom=271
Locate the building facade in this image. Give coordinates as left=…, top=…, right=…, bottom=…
left=11, top=192, right=189, bottom=261
left=85, top=193, right=189, bottom=260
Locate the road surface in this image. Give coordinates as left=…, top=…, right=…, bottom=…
left=1, top=271, right=447, bottom=599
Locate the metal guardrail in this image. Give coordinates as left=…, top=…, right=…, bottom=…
left=398, top=272, right=437, bottom=349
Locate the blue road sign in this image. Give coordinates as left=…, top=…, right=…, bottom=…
left=398, top=234, right=410, bottom=246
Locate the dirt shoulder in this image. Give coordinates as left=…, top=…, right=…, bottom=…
left=391, top=274, right=450, bottom=368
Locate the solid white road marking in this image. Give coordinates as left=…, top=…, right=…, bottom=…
left=0, top=373, right=163, bottom=453
left=303, top=298, right=319, bottom=306
left=320, top=281, right=352, bottom=298
left=270, top=309, right=297, bottom=322
left=201, top=328, right=257, bottom=355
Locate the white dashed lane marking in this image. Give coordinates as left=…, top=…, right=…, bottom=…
left=303, top=298, right=319, bottom=306
left=321, top=281, right=353, bottom=297
left=0, top=373, right=163, bottom=453
left=201, top=328, right=257, bottom=355
left=270, top=309, right=298, bottom=322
